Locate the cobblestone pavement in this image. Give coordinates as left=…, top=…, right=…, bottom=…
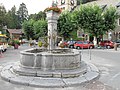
left=0, top=44, right=117, bottom=90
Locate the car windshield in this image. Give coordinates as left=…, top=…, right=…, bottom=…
left=116, top=40, right=120, bottom=42
left=67, top=41, right=76, bottom=43
left=105, top=41, right=110, bottom=43
left=77, top=41, right=83, bottom=44
left=83, top=41, right=88, bottom=44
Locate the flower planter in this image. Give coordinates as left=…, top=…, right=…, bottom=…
left=14, top=44, right=19, bottom=49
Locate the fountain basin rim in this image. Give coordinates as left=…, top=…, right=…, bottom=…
left=20, top=48, right=80, bottom=56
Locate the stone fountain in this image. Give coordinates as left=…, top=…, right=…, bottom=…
left=0, top=6, right=100, bottom=87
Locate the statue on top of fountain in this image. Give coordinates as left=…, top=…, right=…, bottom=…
left=52, top=0, right=58, bottom=7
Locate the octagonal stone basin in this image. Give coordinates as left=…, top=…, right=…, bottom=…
left=20, top=48, right=81, bottom=70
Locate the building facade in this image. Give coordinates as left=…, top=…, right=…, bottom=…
left=7, top=29, right=24, bottom=40
left=103, top=2, right=120, bottom=41
left=57, top=0, right=77, bottom=11
left=56, top=0, right=95, bottom=11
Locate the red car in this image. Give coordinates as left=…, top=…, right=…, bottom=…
left=74, top=41, right=94, bottom=49
left=63, top=41, right=69, bottom=47
left=99, top=40, right=114, bottom=49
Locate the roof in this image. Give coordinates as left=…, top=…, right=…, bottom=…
left=100, top=4, right=107, bottom=10
left=7, top=29, right=23, bottom=34
left=116, top=2, right=120, bottom=8
left=74, top=0, right=120, bottom=13
left=85, top=0, right=120, bottom=7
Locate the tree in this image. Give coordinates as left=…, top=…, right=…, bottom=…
left=73, top=4, right=118, bottom=44
left=29, top=11, right=46, bottom=21
left=22, top=19, right=35, bottom=40
left=102, top=6, right=118, bottom=32
left=57, top=11, right=77, bottom=40
left=33, top=19, right=47, bottom=39
left=74, top=5, right=103, bottom=37
left=0, top=4, right=7, bottom=33
left=17, top=3, right=29, bottom=28
left=6, top=6, right=20, bottom=29
left=29, top=14, right=37, bottom=21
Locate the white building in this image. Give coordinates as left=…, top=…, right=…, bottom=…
left=56, top=0, right=77, bottom=11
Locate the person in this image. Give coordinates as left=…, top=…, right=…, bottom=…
left=33, top=39, right=36, bottom=47
left=0, top=46, right=3, bottom=58
left=29, top=38, right=33, bottom=47
left=52, top=0, right=57, bottom=7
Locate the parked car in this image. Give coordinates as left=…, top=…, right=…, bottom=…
left=74, top=41, right=94, bottom=49
left=63, top=41, right=69, bottom=48
left=67, top=40, right=77, bottom=48
left=58, top=41, right=68, bottom=48
left=22, top=39, right=29, bottom=43
left=99, top=40, right=114, bottom=49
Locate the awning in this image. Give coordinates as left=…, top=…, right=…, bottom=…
left=0, top=34, right=7, bottom=38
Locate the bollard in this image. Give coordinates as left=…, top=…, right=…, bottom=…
left=114, top=43, right=117, bottom=51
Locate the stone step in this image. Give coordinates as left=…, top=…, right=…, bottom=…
left=12, top=61, right=87, bottom=78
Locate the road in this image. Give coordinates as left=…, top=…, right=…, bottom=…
left=82, top=48, right=120, bottom=90
left=0, top=44, right=120, bottom=90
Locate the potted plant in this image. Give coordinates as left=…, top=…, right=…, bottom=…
left=44, top=7, right=62, bottom=14
left=38, top=41, right=43, bottom=47
left=12, top=40, right=20, bottom=49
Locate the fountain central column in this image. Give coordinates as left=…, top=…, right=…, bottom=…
left=46, top=10, right=59, bottom=50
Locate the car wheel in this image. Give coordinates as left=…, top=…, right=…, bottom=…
left=69, top=45, right=73, bottom=48
left=76, top=46, right=81, bottom=49
left=106, top=45, right=111, bottom=49
left=89, top=46, right=93, bottom=49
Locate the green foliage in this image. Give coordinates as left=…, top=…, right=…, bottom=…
left=38, top=41, right=43, bottom=47
left=22, top=19, right=35, bottom=40
left=73, top=4, right=118, bottom=38
left=0, top=3, right=29, bottom=30
left=22, top=11, right=47, bottom=40
left=0, top=4, right=7, bottom=32
left=11, top=39, right=20, bottom=46
left=70, top=30, right=78, bottom=40
left=23, top=17, right=47, bottom=40
left=6, top=6, right=21, bottom=29
left=17, top=3, right=29, bottom=28
left=29, top=11, right=46, bottom=21
left=57, top=11, right=77, bottom=40
left=13, top=40, right=20, bottom=45
left=33, top=19, right=47, bottom=39
left=43, top=37, right=49, bottom=48
left=102, top=6, right=119, bottom=32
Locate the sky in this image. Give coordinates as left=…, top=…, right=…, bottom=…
left=0, top=0, right=53, bottom=14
